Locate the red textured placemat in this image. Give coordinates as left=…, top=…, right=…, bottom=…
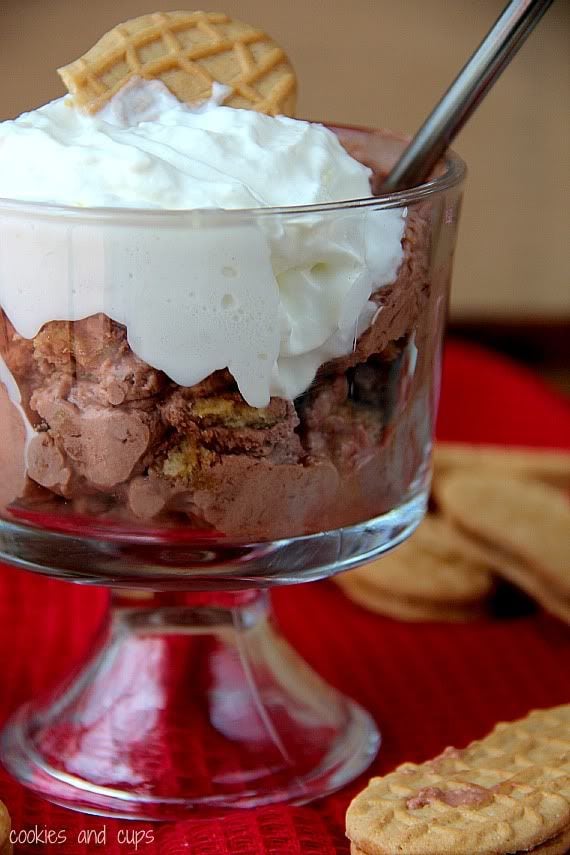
left=0, top=340, right=569, bottom=855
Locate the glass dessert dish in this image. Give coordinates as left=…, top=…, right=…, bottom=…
left=0, top=126, right=465, bottom=819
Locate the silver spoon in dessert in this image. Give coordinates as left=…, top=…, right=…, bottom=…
left=381, top=0, right=554, bottom=193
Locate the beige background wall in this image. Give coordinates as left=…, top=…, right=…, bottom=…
left=1, top=0, right=568, bottom=319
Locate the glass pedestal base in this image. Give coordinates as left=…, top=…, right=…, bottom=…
left=1, top=590, right=379, bottom=819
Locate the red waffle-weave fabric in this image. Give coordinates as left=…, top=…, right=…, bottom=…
left=0, top=341, right=569, bottom=855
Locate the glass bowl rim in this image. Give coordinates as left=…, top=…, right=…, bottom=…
left=0, top=122, right=466, bottom=220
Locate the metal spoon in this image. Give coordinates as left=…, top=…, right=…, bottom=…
left=381, top=0, right=554, bottom=193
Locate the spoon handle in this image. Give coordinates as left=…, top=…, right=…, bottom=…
left=381, top=0, right=554, bottom=193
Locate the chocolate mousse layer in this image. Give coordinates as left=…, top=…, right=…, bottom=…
left=0, top=209, right=439, bottom=540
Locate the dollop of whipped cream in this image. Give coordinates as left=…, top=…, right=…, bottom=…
left=0, top=79, right=406, bottom=406
left=0, top=78, right=374, bottom=209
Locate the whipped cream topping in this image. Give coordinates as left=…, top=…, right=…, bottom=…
left=0, top=80, right=405, bottom=406
left=0, top=79, right=375, bottom=210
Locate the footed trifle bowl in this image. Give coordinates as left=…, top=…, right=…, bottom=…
left=0, top=126, right=465, bottom=819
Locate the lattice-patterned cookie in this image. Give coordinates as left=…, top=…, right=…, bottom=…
left=528, top=825, right=570, bottom=854
left=58, top=11, right=297, bottom=116
left=347, top=705, right=570, bottom=855
left=351, top=824, right=570, bottom=854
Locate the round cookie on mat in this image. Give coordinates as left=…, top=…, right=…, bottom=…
left=0, top=801, right=12, bottom=855
left=58, top=10, right=297, bottom=116
left=434, top=472, right=570, bottom=597
left=433, top=442, right=570, bottom=489
left=352, top=826, right=570, bottom=855
left=335, top=573, right=489, bottom=622
left=335, top=514, right=494, bottom=622
left=406, top=513, right=497, bottom=568
left=346, top=704, right=570, bottom=855
left=526, top=825, right=570, bottom=855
